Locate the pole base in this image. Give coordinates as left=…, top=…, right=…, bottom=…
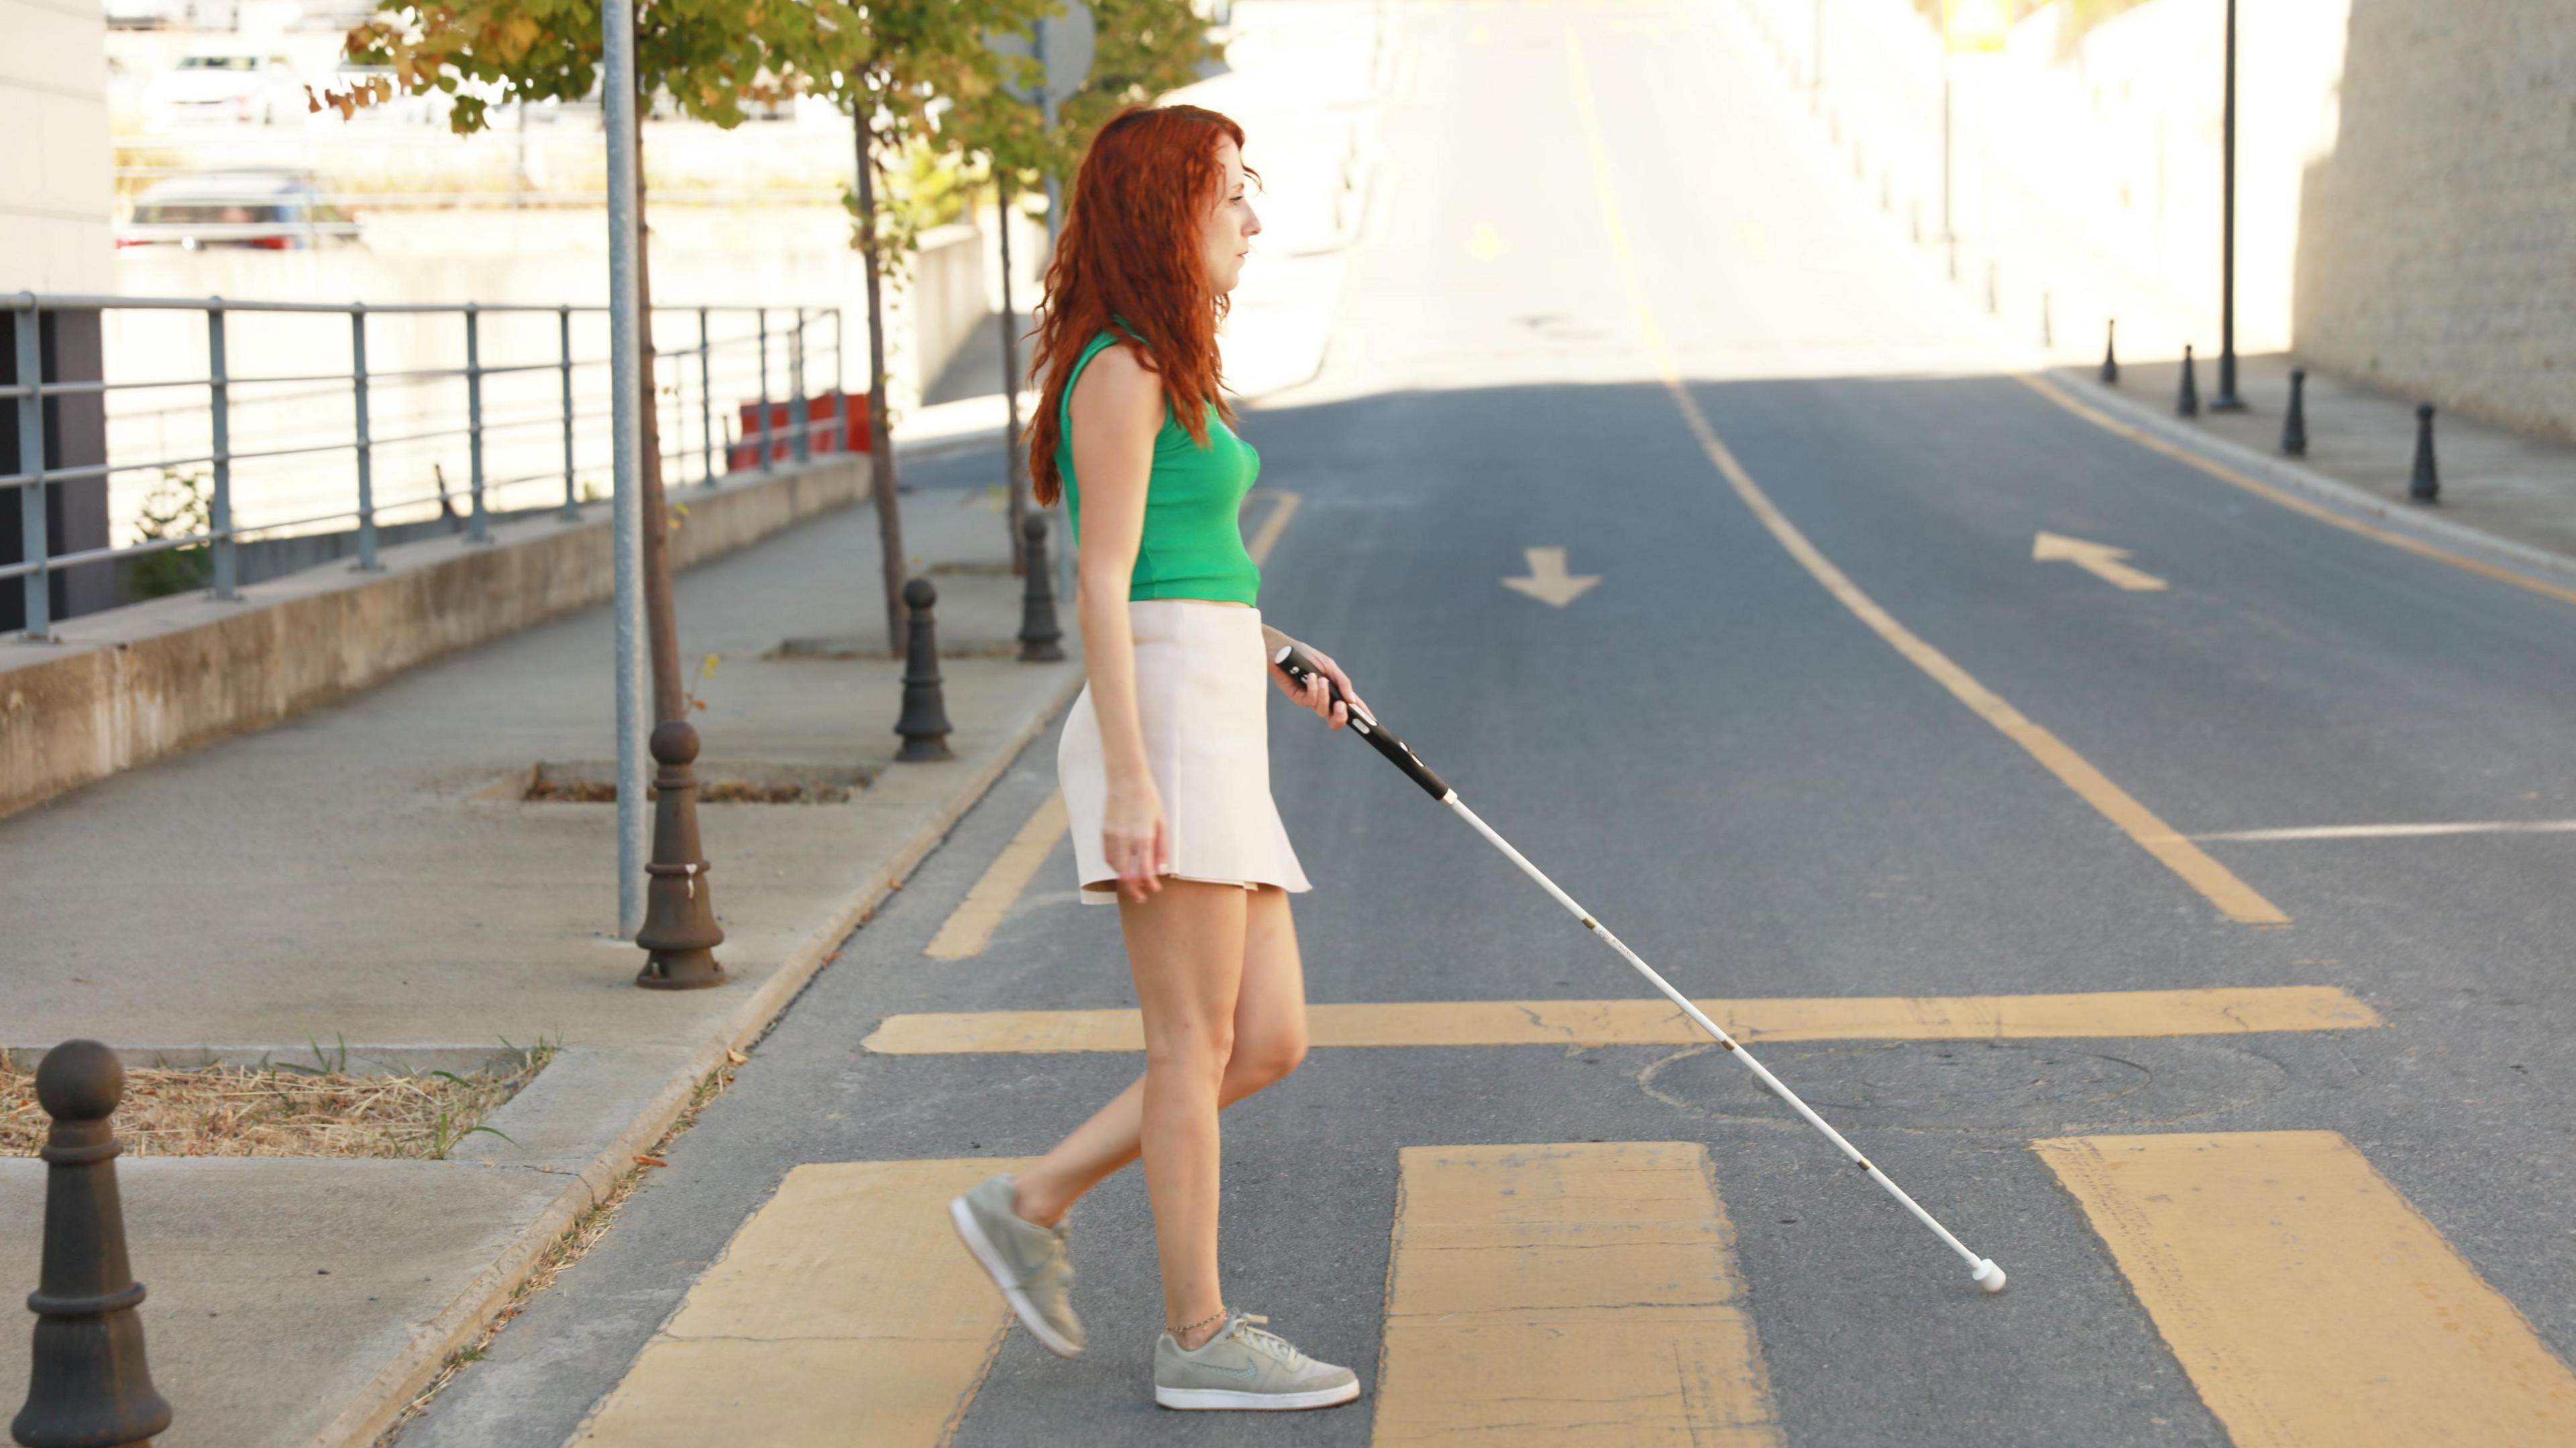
left=636, top=950, right=726, bottom=990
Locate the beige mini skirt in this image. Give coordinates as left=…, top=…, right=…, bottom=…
left=1059, top=600, right=1313, bottom=904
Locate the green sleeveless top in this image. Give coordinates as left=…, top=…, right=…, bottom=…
left=1055, top=329, right=1262, bottom=606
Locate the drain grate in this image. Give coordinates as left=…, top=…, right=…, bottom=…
left=492, top=760, right=873, bottom=805
left=766, top=635, right=1022, bottom=661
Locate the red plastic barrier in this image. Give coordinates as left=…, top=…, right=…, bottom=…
left=727, top=391, right=871, bottom=472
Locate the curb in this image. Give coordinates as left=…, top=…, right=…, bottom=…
left=2042, top=366, right=2576, bottom=592
left=308, top=661, right=1087, bottom=1448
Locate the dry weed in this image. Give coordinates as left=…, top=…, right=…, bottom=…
left=0, top=1046, right=553, bottom=1160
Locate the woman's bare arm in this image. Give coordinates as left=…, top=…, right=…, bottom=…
left=1067, top=343, right=1170, bottom=901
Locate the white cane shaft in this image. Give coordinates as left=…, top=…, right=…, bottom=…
left=1443, top=795, right=1988, bottom=1272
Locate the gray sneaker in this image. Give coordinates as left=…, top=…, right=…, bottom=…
left=1154, top=1313, right=1360, bottom=1411
left=949, top=1174, right=1083, bottom=1357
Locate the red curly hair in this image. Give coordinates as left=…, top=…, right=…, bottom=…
left=1027, top=105, right=1253, bottom=507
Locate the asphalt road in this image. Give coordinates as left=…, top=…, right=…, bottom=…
left=405, top=3, right=2576, bottom=1444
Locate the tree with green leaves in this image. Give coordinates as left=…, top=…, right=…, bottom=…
left=333, top=0, right=870, bottom=698
left=820, top=0, right=1051, bottom=643
left=333, top=0, right=1059, bottom=663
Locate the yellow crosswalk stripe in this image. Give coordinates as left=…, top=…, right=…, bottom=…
left=863, top=985, right=2380, bottom=1054
left=925, top=793, right=1068, bottom=959
left=2035, top=1131, right=2576, bottom=1447
left=1375, top=1141, right=1781, bottom=1445
left=569, top=1158, right=1024, bottom=1447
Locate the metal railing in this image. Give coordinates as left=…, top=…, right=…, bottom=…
left=5, top=290, right=852, bottom=641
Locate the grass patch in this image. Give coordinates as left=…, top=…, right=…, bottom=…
left=0, top=1042, right=555, bottom=1160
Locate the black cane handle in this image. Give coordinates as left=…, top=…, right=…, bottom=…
left=1272, top=645, right=1454, bottom=801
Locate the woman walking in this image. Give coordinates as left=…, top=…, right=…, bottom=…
left=948, top=104, right=1366, bottom=1412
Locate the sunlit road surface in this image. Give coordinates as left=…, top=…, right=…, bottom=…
left=402, top=4, right=2576, bottom=1445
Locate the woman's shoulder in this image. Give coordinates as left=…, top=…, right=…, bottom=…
left=1067, top=335, right=1163, bottom=435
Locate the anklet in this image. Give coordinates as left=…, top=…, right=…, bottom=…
left=1167, top=1308, right=1227, bottom=1341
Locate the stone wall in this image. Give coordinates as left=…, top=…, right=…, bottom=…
left=2292, top=1, right=2576, bottom=443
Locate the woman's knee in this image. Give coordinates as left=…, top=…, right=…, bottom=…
left=1228, top=1019, right=1308, bottom=1091
left=1144, top=1018, right=1236, bottom=1087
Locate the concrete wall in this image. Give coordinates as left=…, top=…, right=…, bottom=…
left=2292, top=1, right=2576, bottom=443
left=0, top=0, right=112, bottom=294
left=0, top=453, right=869, bottom=820
left=1, top=3, right=116, bottom=628
left=908, top=221, right=993, bottom=410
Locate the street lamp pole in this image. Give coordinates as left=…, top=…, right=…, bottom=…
left=2212, top=0, right=2245, bottom=410
left=1940, top=0, right=1955, bottom=278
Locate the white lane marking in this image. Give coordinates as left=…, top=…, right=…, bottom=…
left=2033, top=531, right=2169, bottom=592
left=1501, top=546, right=1601, bottom=607
left=2190, top=820, right=2576, bottom=843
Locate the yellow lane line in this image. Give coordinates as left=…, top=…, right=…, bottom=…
left=2034, top=1131, right=2576, bottom=1447
left=1560, top=29, right=2289, bottom=926
left=2017, top=372, right=2576, bottom=612
left=862, top=985, right=2381, bottom=1054
left=918, top=488, right=1304, bottom=960
left=925, top=793, right=1069, bottom=959
left=1373, top=1141, right=1782, bottom=1446
left=569, top=1158, right=1024, bottom=1447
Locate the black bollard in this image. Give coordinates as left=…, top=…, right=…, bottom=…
left=634, top=720, right=724, bottom=991
left=1017, top=514, right=1065, bottom=663
left=2177, top=344, right=2200, bottom=416
left=2409, top=402, right=2440, bottom=504
left=895, top=577, right=955, bottom=761
left=13, top=1041, right=172, bottom=1448
left=2099, top=319, right=2119, bottom=384
left=2281, top=369, right=2308, bottom=455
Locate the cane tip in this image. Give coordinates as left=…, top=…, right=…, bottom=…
left=1972, top=1259, right=2007, bottom=1294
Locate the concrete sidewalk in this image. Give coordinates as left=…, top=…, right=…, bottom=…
left=2058, top=351, right=2576, bottom=571
left=0, top=484, right=1083, bottom=1448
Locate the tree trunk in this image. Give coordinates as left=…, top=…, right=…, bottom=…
left=998, top=171, right=1028, bottom=575
left=855, top=94, right=908, bottom=659
left=632, top=61, right=684, bottom=724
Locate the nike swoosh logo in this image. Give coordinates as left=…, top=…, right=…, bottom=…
left=1196, top=1358, right=1263, bottom=1383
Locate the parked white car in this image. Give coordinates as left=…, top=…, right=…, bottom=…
left=103, top=0, right=190, bottom=30
left=119, top=171, right=361, bottom=249
left=142, top=47, right=308, bottom=127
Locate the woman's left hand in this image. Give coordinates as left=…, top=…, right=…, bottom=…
left=1265, top=632, right=1370, bottom=731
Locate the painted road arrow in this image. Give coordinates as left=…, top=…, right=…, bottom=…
left=2033, top=531, right=2168, bottom=592
left=1502, top=547, right=1601, bottom=607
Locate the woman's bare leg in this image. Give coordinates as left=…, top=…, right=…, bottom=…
left=1016, top=886, right=1309, bottom=1222
left=1014, top=886, right=1311, bottom=1339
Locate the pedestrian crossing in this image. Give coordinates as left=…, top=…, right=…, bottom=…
left=863, top=985, right=2381, bottom=1054
left=569, top=1158, right=1027, bottom=1447
left=564, top=1130, right=2576, bottom=1447
left=1375, top=1141, right=1781, bottom=1445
